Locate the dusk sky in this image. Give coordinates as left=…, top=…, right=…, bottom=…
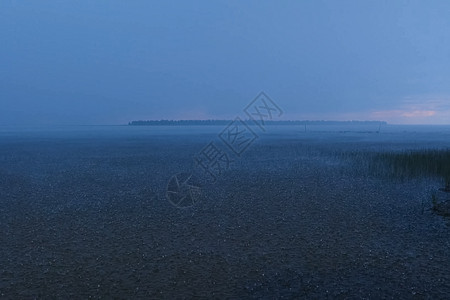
left=1, top=1, right=450, bottom=125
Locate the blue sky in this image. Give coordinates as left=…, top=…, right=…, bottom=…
left=1, top=0, right=450, bottom=125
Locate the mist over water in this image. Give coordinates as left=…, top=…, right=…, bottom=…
left=2, top=0, right=450, bottom=298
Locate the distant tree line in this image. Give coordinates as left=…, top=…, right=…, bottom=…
left=129, top=120, right=231, bottom=126
left=128, top=120, right=388, bottom=126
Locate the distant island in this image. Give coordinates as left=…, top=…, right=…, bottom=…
left=128, top=120, right=388, bottom=126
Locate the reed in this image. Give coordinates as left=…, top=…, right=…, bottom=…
left=370, top=149, right=450, bottom=190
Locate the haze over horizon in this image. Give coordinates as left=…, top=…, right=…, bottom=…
left=1, top=1, right=450, bottom=126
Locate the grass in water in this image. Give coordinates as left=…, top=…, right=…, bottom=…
left=370, top=149, right=450, bottom=191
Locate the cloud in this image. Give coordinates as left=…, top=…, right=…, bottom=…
left=371, top=110, right=436, bottom=118
left=401, top=110, right=436, bottom=118
left=369, top=95, right=450, bottom=124
left=281, top=95, right=450, bottom=125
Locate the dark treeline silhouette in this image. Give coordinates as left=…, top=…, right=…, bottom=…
left=129, top=120, right=231, bottom=126
left=128, top=120, right=388, bottom=126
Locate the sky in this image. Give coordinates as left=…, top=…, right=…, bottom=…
left=1, top=0, right=450, bottom=125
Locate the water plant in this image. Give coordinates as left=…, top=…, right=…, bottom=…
left=370, top=149, right=450, bottom=191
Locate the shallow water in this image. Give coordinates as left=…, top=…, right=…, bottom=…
left=0, top=125, right=449, bottom=298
